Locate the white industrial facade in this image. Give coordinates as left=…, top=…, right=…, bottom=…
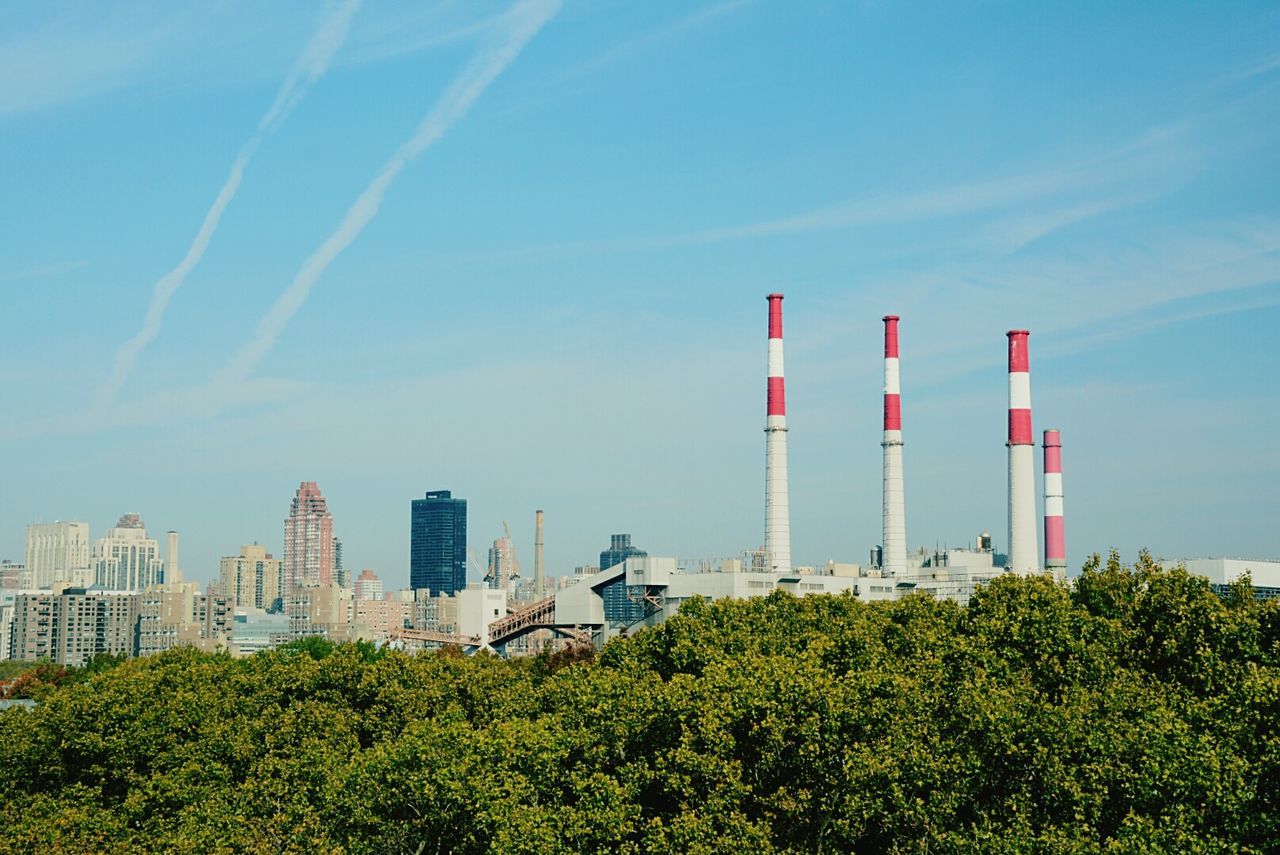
left=1166, top=557, right=1280, bottom=590
left=555, top=557, right=900, bottom=647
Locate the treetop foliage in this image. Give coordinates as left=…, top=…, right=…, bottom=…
left=1, top=551, right=1277, bottom=853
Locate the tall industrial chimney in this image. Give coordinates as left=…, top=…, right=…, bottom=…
left=1043, top=429, right=1066, bottom=580
left=764, top=293, right=792, bottom=574
left=1006, top=330, right=1038, bottom=574
left=881, top=315, right=907, bottom=575
left=166, top=530, right=182, bottom=585
left=534, top=509, right=545, bottom=598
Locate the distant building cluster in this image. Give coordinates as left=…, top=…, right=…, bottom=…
left=1, top=482, right=575, bottom=665
left=4, top=483, right=1279, bottom=665
left=4, top=302, right=1277, bottom=665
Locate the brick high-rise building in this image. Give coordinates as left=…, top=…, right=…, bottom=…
left=282, top=482, right=334, bottom=604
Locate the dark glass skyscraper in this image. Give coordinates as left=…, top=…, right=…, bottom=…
left=599, top=533, right=646, bottom=573
left=410, top=490, right=467, bottom=596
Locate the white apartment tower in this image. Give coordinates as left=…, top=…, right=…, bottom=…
left=25, top=521, right=91, bottom=589
left=93, top=513, right=164, bottom=591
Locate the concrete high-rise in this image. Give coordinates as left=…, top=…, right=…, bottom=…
left=25, top=521, right=91, bottom=589
left=93, top=514, right=164, bottom=591
left=283, top=482, right=334, bottom=603
left=410, top=490, right=467, bottom=596
left=219, top=544, right=282, bottom=611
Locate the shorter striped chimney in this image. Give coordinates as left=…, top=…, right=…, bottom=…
left=1043, top=429, right=1066, bottom=579
left=1006, top=330, right=1038, bottom=574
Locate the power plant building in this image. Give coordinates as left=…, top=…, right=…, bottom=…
left=1166, top=557, right=1280, bottom=599
left=554, top=556, right=896, bottom=647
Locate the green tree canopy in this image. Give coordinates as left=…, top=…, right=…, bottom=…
left=1, top=552, right=1275, bottom=853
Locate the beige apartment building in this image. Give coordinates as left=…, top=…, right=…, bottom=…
left=219, top=544, right=281, bottom=612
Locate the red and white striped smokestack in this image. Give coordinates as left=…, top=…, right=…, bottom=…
left=764, top=294, right=792, bottom=574
left=1006, top=330, right=1038, bottom=574
left=1043, top=429, right=1066, bottom=579
left=881, top=315, right=907, bottom=575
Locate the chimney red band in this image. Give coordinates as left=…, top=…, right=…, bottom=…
left=1007, top=330, right=1030, bottom=373
left=768, top=377, right=786, bottom=416
left=768, top=293, right=784, bottom=339
left=883, top=315, right=899, bottom=357
left=883, top=394, right=901, bottom=431
left=1009, top=410, right=1033, bottom=445
left=1045, top=516, right=1066, bottom=560
left=1043, top=430, right=1062, bottom=472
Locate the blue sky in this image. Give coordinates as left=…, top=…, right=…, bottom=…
left=2, top=0, right=1278, bottom=589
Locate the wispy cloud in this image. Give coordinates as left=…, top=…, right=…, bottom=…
left=554, top=0, right=751, bottom=84
left=211, top=0, right=562, bottom=389
left=0, top=260, right=88, bottom=284
left=978, top=197, right=1141, bottom=255
left=343, top=6, right=508, bottom=67
left=258, top=0, right=363, bottom=133
left=94, top=0, right=361, bottom=411
left=0, top=12, right=173, bottom=117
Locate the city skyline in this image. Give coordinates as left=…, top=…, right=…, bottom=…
left=3, top=1, right=1279, bottom=584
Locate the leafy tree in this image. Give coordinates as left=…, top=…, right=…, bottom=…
left=1, top=553, right=1276, bottom=852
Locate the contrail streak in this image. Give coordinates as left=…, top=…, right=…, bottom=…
left=213, top=0, right=561, bottom=388
left=95, top=0, right=361, bottom=410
